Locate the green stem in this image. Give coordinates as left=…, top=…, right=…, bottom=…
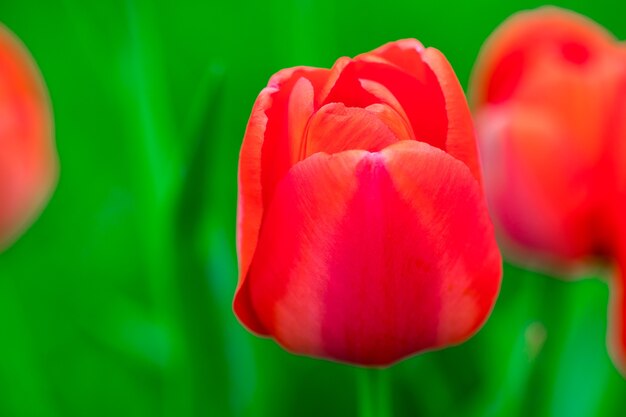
left=357, top=368, right=392, bottom=417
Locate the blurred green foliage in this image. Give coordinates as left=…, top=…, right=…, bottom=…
left=0, top=0, right=624, bottom=416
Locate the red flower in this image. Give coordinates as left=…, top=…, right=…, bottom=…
left=234, top=39, right=502, bottom=366
left=471, top=7, right=626, bottom=375
left=606, top=59, right=626, bottom=375
left=470, top=7, right=623, bottom=270
left=0, top=24, right=57, bottom=249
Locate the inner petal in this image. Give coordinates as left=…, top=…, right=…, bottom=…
left=350, top=59, right=448, bottom=151
left=303, top=103, right=403, bottom=157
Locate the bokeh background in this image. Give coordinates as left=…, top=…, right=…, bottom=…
left=1, top=0, right=624, bottom=416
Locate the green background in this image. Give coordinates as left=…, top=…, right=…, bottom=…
left=0, top=0, right=623, bottom=416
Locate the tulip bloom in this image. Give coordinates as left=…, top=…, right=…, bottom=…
left=607, top=71, right=626, bottom=374
left=234, top=39, right=502, bottom=366
left=472, top=7, right=626, bottom=375
left=470, top=7, right=624, bottom=270
left=0, top=24, right=57, bottom=250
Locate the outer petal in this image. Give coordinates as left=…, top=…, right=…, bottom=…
left=0, top=24, right=57, bottom=250
left=236, top=66, right=328, bottom=333
left=422, top=47, right=483, bottom=185
left=364, top=38, right=427, bottom=75
left=260, top=67, right=329, bottom=207
left=236, top=141, right=501, bottom=366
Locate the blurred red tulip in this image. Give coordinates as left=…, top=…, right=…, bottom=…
left=470, top=7, right=623, bottom=272
left=607, top=66, right=626, bottom=374
left=0, top=24, right=57, bottom=250
left=234, top=39, right=502, bottom=366
left=472, top=7, right=626, bottom=376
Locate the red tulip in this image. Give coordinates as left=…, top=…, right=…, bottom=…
left=470, top=7, right=623, bottom=271
left=234, top=39, right=502, bottom=366
left=607, top=66, right=626, bottom=374
left=472, top=7, right=626, bottom=376
left=0, top=24, right=57, bottom=250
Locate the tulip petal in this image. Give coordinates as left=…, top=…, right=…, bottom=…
left=260, top=68, right=328, bottom=206
left=321, top=58, right=382, bottom=109
left=362, top=40, right=482, bottom=183
left=236, top=66, right=328, bottom=333
left=364, top=103, right=414, bottom=140
left=236, top=149, right=367, bottom=346
left=358, top=79, right=415, bottom=138
left=237, top=141, right=501, bottom=365
left=364, top=38, right=427, bottom=76
left=476, top=106, right=599, bottom=260
left=0, top=24, right=57, bottom=249
left=320, top=55, right=448, bottom=151
left=303, top=103, right=406, bottom=157
left=422, top=48, right=483, bottom=184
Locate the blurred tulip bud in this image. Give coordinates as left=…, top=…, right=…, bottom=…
left=470, top=7, right=623, bottom=273
left=472, top=7, right=626, bottom=376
